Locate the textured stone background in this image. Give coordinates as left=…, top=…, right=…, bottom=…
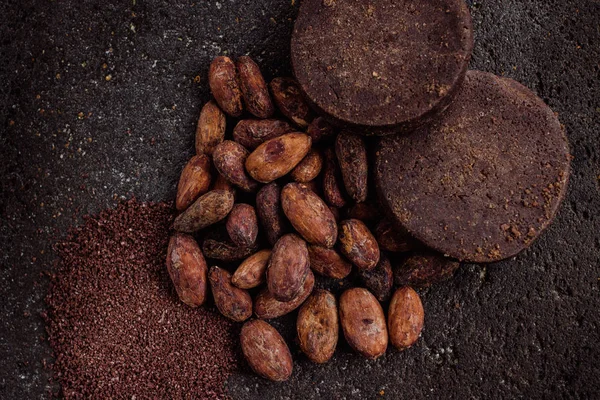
left=1, top=0, right=599, bottom=398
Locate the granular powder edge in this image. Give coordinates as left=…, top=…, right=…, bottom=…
left=45, top=199, right=240, bottom=399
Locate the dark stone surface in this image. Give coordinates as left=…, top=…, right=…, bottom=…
left=0, top=0, right=598, bottom=398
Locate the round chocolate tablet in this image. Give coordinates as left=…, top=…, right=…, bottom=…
left=291, top=0, right=473, bottom=135
left=374, top=71, right=570, bottom=263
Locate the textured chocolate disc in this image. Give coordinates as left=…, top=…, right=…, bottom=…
left=291, top=0, right=473, bottom=134
left=375, top=71, right=570, bottom=262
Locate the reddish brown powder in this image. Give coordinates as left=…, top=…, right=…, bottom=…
left=45, top=199, right=240, bottom=399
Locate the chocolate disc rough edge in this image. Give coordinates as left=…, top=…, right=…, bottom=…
left=374, top=70, right=571, bottom=262
left=291, top=0, right=474, bottom=135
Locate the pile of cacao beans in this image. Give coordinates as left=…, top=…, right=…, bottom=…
left=166, top=55, right=460, bottom=381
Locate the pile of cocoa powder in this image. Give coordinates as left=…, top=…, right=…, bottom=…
left=45, top=199, right=240, bottom=399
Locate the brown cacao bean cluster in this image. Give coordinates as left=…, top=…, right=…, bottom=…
left=166, top=56, right=461, bottom=381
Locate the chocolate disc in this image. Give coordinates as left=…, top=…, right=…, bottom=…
left=291, top=0, right=473, bottom=134
left=375, top=71, right=570, bottom=262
